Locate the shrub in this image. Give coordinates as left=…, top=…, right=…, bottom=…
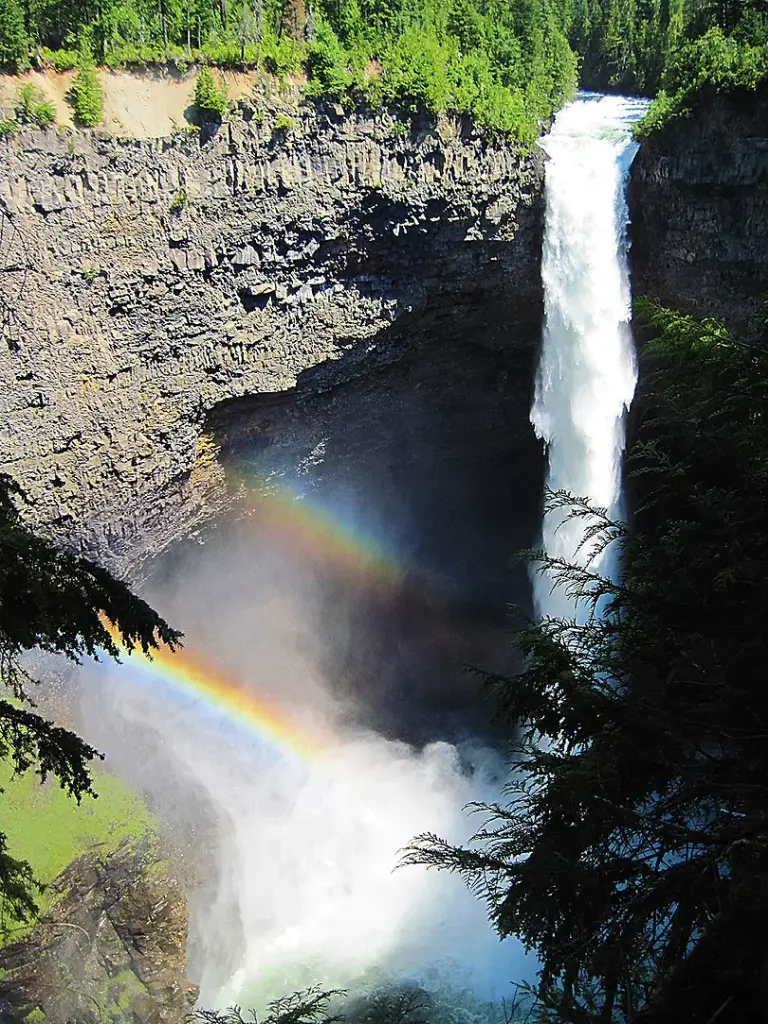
left=260, top=31, right=304, bottom=77
left=70, top=64, right=104, bottom=126
left=193, top=67, right=228, bottom=122
left=0, top=0, right=28, bottom=72
left=15, top=83, right=56, bottom=127
left=0, top=119, right=20, bottom=138
left=169, top=187, right=187, bottom=212
left=273, top=113, right=295, bottom=132
left=305, top=21, right=353, bottom=101
left=40, top=47, right=79, bottom=71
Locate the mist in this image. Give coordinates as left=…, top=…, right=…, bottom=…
left=75, top=459, right=537, bottom=1010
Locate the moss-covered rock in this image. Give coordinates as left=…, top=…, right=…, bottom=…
left=0, top=838, right=198, bottom=1023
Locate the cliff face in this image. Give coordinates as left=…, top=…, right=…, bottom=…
left=629, top=83, right=768, bottom=339
left=0, top=841, right=198, bottom=1023
left=0, top=107, right=544, bottom=571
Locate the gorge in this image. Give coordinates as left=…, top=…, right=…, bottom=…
left=0, top=64, right=766, bottom=1024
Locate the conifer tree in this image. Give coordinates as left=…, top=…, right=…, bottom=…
left=0, top=472, right=181, bottom=929
left=404, top=306, right=768, bottom=1024
left=0, top=0, right=28, bottom=71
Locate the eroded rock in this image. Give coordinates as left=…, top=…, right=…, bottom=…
left=0, top=840, right=198, bottom=1023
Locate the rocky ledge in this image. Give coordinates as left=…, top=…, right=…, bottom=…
left=0, top=840, right=198, bottom=1023
left=629, top=82, right=768, bottom=341
left=0, top=104, right=544, bottom=571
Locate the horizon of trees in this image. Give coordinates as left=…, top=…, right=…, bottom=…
left=0, top=0, right=765, bottom=138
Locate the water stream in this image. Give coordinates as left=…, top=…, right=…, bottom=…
left=531, top=93, right=648, bottom=618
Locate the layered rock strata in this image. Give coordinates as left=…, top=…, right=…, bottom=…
left=0, top=107, right=544, bottom=570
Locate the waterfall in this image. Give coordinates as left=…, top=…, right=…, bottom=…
left=531, top=93, right=649, bottom=619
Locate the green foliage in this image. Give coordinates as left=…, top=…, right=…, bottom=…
left=195, top=987, right=344, bottom=1024
left=195, top=981, right=519, bottom=1024
left=0, top=762, right=156, bottom=938
left=15, top=85, right=56, bottom=128
left=304, top=0, right=578, bottom=140
left=81, top=265, right=102, bottom=281
left=69, top=49, right=104, bottom=127
left=194, top=66, right=229, bottom=122
left=633, top=87, right=680, bottom=138
left=0, top=472, right=181, bottom=932
left=41, top=47, right=80, bottom=71
left=403, top=304, right=768, bottom=1022
left=0, top=119, right=20, bottom=138
left=260, top=31, right=304, bottom=77
left=0, top=0, right=578, bottom=142
left=7, top=0, right=763, bottom=138
left=636, top=25, right=768, bottom=136
left=305, top=21, right=353, bottom=101
left=570, top=0, right=768, bottom=114
left=0, top=0, right=28, bottom=71
left=169, top=187, right=187, bottom=211
left=273, top=112, right=295, bottom=131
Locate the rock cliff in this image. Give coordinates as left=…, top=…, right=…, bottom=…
left=0, top=105, right=544, bottom=571
left=629, top=83, right=768, bottom=340
left=0, top=840, right=198, bottom=1022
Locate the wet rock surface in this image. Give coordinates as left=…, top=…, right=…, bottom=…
left=0, top=840, right=198, bottom=1023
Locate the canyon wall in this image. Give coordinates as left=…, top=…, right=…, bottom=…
left=0, top=104, right=545, bottom=572
left=629, top=83, right=768, bottom=340
left=0, top=840, right=198, bottom=1022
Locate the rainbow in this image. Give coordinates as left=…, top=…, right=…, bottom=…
left=103, top=466, right=446, bottom=760
left=105, top=623, right=327, bottom=760
left=226, top=465, right=409, bottom=591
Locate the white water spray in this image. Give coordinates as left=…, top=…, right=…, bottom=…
left=531, top=93, right=648, bottom=617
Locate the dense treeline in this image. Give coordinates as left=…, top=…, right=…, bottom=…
left=571, top=0, right=768, bottom=133
left=1, top=0, right=766, bottom=136
left=0, top=0, right=578, bottom=140
left=571, top=0, right=767, bottom=96
left=405, top=302, right=768, bottom=1023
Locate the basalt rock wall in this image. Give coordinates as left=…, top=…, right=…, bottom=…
left=0, top=107, right=545, bottom=571
left=629, top=83, right=768, bottom=340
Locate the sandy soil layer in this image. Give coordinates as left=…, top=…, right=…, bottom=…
left=0, top=66, right=263, bottom=138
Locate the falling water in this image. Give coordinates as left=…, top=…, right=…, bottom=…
left=531, top=93, right=649, bottom=618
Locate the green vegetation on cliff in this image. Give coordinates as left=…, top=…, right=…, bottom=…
left=1, top=0, right=765, bottom=136
left=405, top=303, right=768, bottom=1023
left=0, top=472, right=180, bottom=934
left=563, top=0, right=767, bottom=132
left=0, top=763, right=156, bottom=939
left=0, top=0, right=578, bottom=140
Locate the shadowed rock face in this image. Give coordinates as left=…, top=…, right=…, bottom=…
left=159, top=330, right=543, bottom=743
left=0, top=106, right=545, bottom=572
left=0, top=840, right=198, bottom=1023
left=629, top=83, right=768, bottom=342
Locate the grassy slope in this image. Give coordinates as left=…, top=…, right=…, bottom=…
left=0, top=763, right=156, bottom=938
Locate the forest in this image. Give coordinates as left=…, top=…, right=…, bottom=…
left=0, top=0, right=767, bottom=139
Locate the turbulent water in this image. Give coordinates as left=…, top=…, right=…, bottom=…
left=531, top=93, right=649, bottom=617
left=80, top=516, right=532, bottom=1010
